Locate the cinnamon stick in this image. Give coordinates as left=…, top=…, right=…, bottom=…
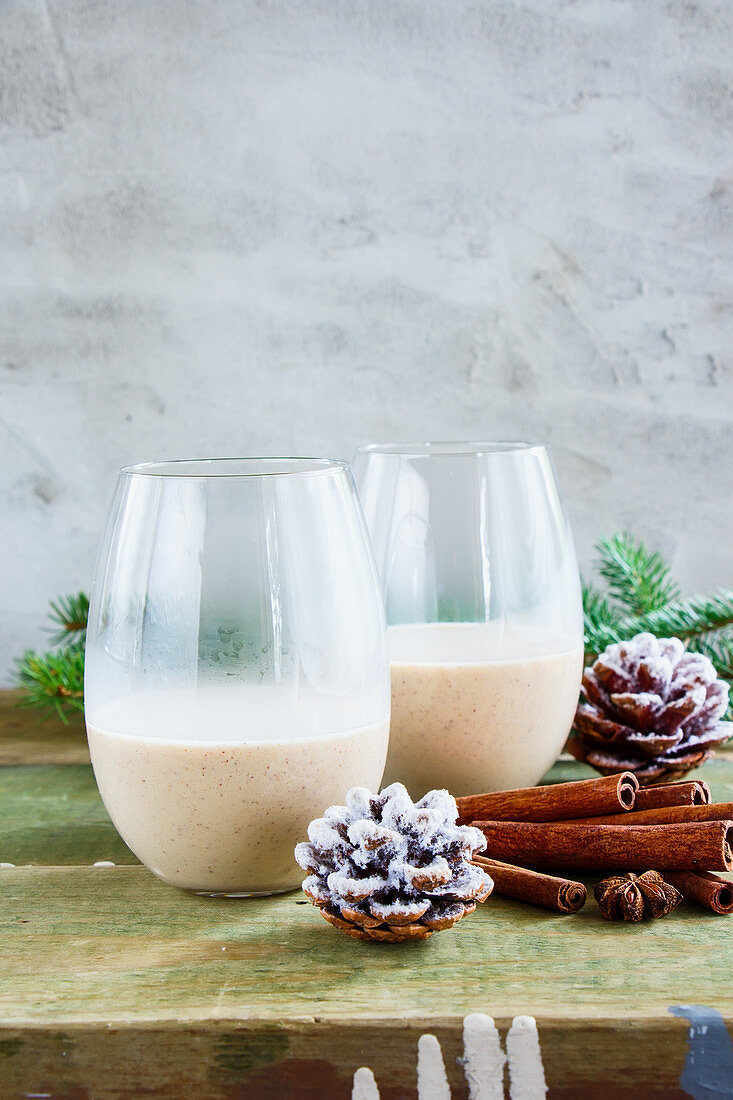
left=456, top=772, right=638, bottom=825
left=634, top=781, right=711, bottom=810
left=665, top=871, right=733, bottom=915
left=473, top=855, right=586, bottom=913
left=475, top=820, right=733, bottom=873
left=554, top=803, right=733, bottom=827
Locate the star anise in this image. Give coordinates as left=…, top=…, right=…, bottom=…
left=594, top=871, right=683, bottom=922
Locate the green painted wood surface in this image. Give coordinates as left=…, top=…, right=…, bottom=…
left=0, top=766, right=138, bottom=866
left=2, top=692, right=733, bottom=1098
left=0, top=865, right=718, bottom=1098
left=2, top=863, right=732, bottom=1024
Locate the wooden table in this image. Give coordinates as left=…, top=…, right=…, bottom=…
left=2, top=691, right=733, bottom=1099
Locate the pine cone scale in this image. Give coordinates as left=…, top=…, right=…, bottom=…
left=581, top=669, right=612, bottom=710
left=574, top=705, right=684, bottom=756
left=340, top=905, right=384, bottom=928
left=574, top=704, right=639, bottom=742
left=593, top=663, right=632, bottom=694
left=422, top=901, right=468, bottom=931
left=609, top=691, right=664, bottom=731
left=654, top=692, right=704, bottom=735
left=665, top=721, right=733, bottom=754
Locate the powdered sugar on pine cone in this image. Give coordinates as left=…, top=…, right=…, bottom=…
left=571, top=633, right=731, bottom=783
left=295, top=782, right=493, bottom=942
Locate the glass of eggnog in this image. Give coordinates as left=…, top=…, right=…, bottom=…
left=353, top=442, right=583, bottom=799
left=85, top=458, right=390, bottom=895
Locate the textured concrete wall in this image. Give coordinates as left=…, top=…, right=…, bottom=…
left=1, top=0, right=732, bottom=679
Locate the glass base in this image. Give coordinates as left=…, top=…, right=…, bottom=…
left=192, top=885, right=300, bottom=898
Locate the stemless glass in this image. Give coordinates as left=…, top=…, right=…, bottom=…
left=353, top=442, right=583, bottom=798
left=85, top=458, right=389, bottom=896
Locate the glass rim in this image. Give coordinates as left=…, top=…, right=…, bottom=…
left=355, top=440, right=549, bottom=458
left=118, top=457, right=350, bottom=480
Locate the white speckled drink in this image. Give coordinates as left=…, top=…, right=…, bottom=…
left=88, top=687, right=389, bottom=894
left=84, top=458, right=391, bottom=896
left=386, top=623, right=583, bottom=798
left=354, top=442, right=585, bottom=800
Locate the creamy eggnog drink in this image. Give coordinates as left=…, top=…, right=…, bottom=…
left=85, top=457, right=390, bottom=897
left=88, top=687, right=389, bottom=894
left=386, top=622, right=583, bottom=798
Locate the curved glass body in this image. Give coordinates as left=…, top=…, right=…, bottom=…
left=85, top=458, right=389, bottom=895
left=353, top=442, right=583, bottom=797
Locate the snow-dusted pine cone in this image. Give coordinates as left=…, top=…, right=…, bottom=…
left=570, top=633, right=731, bottom=783
left=294, top=783, right=493, bottom=942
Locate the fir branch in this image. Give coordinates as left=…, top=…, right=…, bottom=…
left=596, top=532, right=680, bottom=616
left=584, top=588, right=733, bottom=657
left=15, top=644, right=86, bottom=723
left=687, top=632, right=733, bottom=682
left=582, top=583, right=622, bottom=658
left=48, top=592, right=89, bottom=646
left=620, top=588, right=733, bottom=641
left=583, top=620, right=625, bottom=656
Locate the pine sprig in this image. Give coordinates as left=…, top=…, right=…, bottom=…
left=621, top=589, right=733, bottom=641
left=595, top=532, right=680, bottom=615
left=48, top=592, right=89, bottom=646
left=582, top=583, right=621, bottom=655
left=584, top=588, right=733, bottom=658
left=688, top=632, right=733, bottom=682
left=15, top=591, right=89, bottom=721
left=15, top=644, right=86, bottom=722
left=585, top=588, right=733, bottom=653
left=584, top=531, right=733, bottom=696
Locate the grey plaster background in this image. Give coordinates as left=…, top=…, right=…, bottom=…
left=1, top=0, right=732, bottom=680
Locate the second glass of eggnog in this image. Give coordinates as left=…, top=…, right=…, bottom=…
left=85, top=458, right=389, bottom=895
left=353, top=442, right=583, bottom=799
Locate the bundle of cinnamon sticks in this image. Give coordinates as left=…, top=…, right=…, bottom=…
left=459, top=772, right=733, bottom=916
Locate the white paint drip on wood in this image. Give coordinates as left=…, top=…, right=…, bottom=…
left=462, top=1013, right=506, bottom=1100
left=506, top=1016, right=548, bottom=1100
left=351, top=1013, right=547, bottom=1099
left=417, top=1034, right=451, bottom=1100
left=352, top=1066, right=380, bottom=1100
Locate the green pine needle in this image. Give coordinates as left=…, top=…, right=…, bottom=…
left=583, top=619, right=625, bottom=658
left=582, top=583, right=621, bottom=656
left=620, top=588, right=733, bottom=642
left=687, top=631, right=733, bottom=682
left=16, top=591, right=88, bottom=721
left=15, top=644, right=86, bottom=723
left=582, top=583, right=617, bottom=630
left=584, top=588, right=733, bottom=657
left=596, top=532, right=680, bottom=615
left=48, top=592, right=89, bottom=646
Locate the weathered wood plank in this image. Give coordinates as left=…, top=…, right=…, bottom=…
left=2, top=865, right=732, bottom=1023
left=0, top=690, right=88, bottom=765
left=0, top=865, right=722, bottom=1098
left=0, top=1018, right=696, bottom=1100
left=0, top=765, right=137, bottom=866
